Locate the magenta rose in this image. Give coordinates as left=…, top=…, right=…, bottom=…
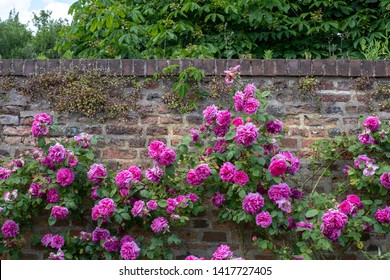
left=266, top=120, right=283, bottom=134
left=56, top=168, right=75, bottom=187
left=338, top=200, right=352, bottom=215
left=131, top=200, right=146, bottom=217
left=115, top=170, right=133, bottom=189
left=210, top=192, right=225, bottom=207
left=148, top=140, right=166, bottom=159
left=48, top=143, right=67, bottom=163
left=120, top=241, right=141, bottom=260
left=268, top=183, right=291, bottom=203
left=87, top=164, right=107, bottom=184
left=363, top=116, right=381, bottom=132
left=151, top=217, right=169, bottom=233
left=211, top=244, right=234, bottom=260
left=244, top=84, right=256, bottom=99
left=28, top=183, right=45, bottom=198
left=213, top=125, right=229, bottom=137
left=358, top=133, right=375, bottom=144
left=195, top=164, right=212, bottom=180
left=242, top=193, right=264, bottom=214
left=128, top=166, right=142, bottom=183
left=233, top=91, right=245, bottom=112
left=380, top=173, right=390, bottom=189
left=268, top=159, right=287, bottom=177
left=243, top=97, right=260, bottom=114
left=103, top=236, right=120, bottom=252
left=92, top=227, right=110, bottom=243
left=255, top=211, right=272, bottom=228
left=145, top=165, right=164, bottom=183
left=51, top=206, right=69, bottom=219
left=156, top=148, right=176, bottom=166
left=213, top=139, right=228, bottom=153
left=186, top=169, right=203, bottom=186
left=46, top=188, right=60, bottom=203
left=191, top=128, right=199, bottom=142
left=375, top=207, right=390, bottom=224
left=1, top=220, right=19, bottom=238
left=146, top=200, right=158, bottom=211
left=216, top=110, right=232, bottom=127
left=233, top=170, right=249, bottom=186
left=203, top=105, right=218, bottom=121
left=219, top=162, right=237, bottom=182
left=234, top=122, right=259, bottom=147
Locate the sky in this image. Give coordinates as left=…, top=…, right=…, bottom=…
left=0, top=0, right=77, bottom=28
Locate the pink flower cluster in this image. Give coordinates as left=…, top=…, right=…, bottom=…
left=51, top=206, right=69, bottom=219
left=46, top=188, right=60, bottom=203
left=49, top=249, right=65, bottom=260
left=210, top=192, right=225, bottom=207
left=31, top=113, right=52, bottom=137
left=4, top=189, right=18, bottom=203
left=73, top=133, right=93, bottom=148
left=102, top=236, right=120, bottom=252
left=166, top=194, right=199, bottom=213
left=213, top=139, right=228, bottom=153
left=268, top=183, right=292, bottom=213
left=92, top=227, right=110, bottom=243
left=151, top=217, right=169, bottom=233
left=233, top=84, right=260, bottom=115
left=48, top=143, right=67, bottom=163
left=219, top=162, right=249, bottom=185
left=242, top=193, right=265, bottom=214
left=296, top=221, right=314, bottom=233
left=28, top=183, right=45, bottom=198
left=131, top=200, right=148, bottom=217
left=320, top=210, right=348, bottom=241
left=186, top=164, right=212, bottom=186
left=337, top=195, right=364, bottom=217
left=358, top=116, right=381, bottom=144
left=375, top=207, right=390, bottom=224
left=91, top=198, right=116, bottom=222
left=41, top=234, right=65, bottom=249
left=115, top=166, right=142, bottom=197
left=234, top=122, right=259, bottom=147
left=1, top=220, right=19, bottom=238
left=87, top=164, right=107, bottom=184
left=269, top=151, right=300, bottom=177
left=148, top=140, right=176, bottom=166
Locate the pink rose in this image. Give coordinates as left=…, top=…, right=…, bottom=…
left=268, top=159, right=287, bottom=177
left=219, top=162, right=237, bottom=182
left=363, top=116, right=381, bottom=132
left=56, top=168, right=75, bottom=187
left=243, top=97, right=260, bottom=114
left=233, top=170, right=249, bottom=186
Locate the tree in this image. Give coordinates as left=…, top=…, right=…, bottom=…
left=0, top=10, right=33, bottom=59
left=57, top=0, right=390, bottom=59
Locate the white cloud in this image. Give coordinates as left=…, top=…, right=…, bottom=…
left=42, top=2, right=72, bottom=22
left=0, top=0, right=32, bottom=22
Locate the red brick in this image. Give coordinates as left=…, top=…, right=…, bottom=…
left=349, top=60, right=361, bottom=76
left=202, top=231, right=227, bottom=242
left=146, top=126, right=168, bottom=136
left=2, top=126, right=31, bottom=136
left=4, top=136, right=22, bottom=145
left=134, top=59, right=145, bottom=76
left=106, top=125, right=142, bottom=135
left=160, top=116, right=182, bottom=124
left=263, top=59, right=276, bottom=76
left=304, top=117, right=338, bottom=126
left=302, top=139, right=316, bottom=148
left=337, top=60, right=350, bottom=76
left=375, top=60, right=387, bottom=77
left=312, top=59, right=325, bottom=75
left=251, top=60, right=264, bottom=75
left=324, top=59, right=337, bottom=76
left=343, top=118, right=358, bottom=125
left=157, top=104, right=170, bottom=114
left=141, top=117, right=158, bottom=125
left=172, top=126, right=189, bottom=136
left=309, top=129, right=326, bottom=137
left=128, top=138, right=146, bottom=148
left=239, top=59, right=251, bottom=75
left=282, top=117, right=300, bottom=125
left=20, top=117, right=34, bottom=126
left=286, top=59, right=299, bottom=76
left=289, top=128, right=309, bottom=137
left=280, top=138, right=298, bottom=149
left=102, top=149, right=137, bottom=160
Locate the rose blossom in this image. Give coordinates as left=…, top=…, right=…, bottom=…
left=187, top=193, right=199, bottom=203
left=146, top=200, right=158, bottom=211
left=91, top=198, right=116, bottom=222
left=151, top=217, right=169, bottom=233
left=28, top=183, right=45, bottom=198
left=120, top=235, right=135, bottom=246
left=66, top=150, right=78, bottom=167
left=363, top=163, right=379, bottom=176
left=268, top=183, right=291, bottom=203
left=41, top=157, right=55, bottom=170
left=363, top=116, right=381, bottom=132
left=131, top=200, right=146, bottom=217
left=102, top=236, right=120, bottom=252
left=296, top=222, right=314, bottom=233
left=213, top=139, right=228, bottom=153
left=48, top=143, right=67, bottom=163
left=211, top=244, right=233, bottom=260
left=268, top=159, right=288, bottom=177
left=255, top=211, right=272, bottom=228
left=92, top=227, right=110, bottom=243
left=243, top=97, right=260, bottom=114
left=346, top=194, right=363, bottom=209
left=195, top=164, right=212, bottom=180
left=271, top=151, right=300, bottom=175
left=375, top=207, right=390, bottom=224
left=186, top=169, right=203, bottom=186
left=219, top=162, right=237, bottom=183
left=120, top=241, right=141, bottom=260
left=190, top=128, right=199, bottom=142
left=224, top=65, right=240, bottom=85
left=148, top=140, right=166, bottom=159
left=90, top=186, right=99, bottom=200
left=233, top=170, right=249, bottom=186
left=211, top=192, right=225, bottom=207
left=358, top=132, right=375, bottom=144
left=233, top=91, right=244, bottom=111
left=156, top=148, right=176, bottom=166
left=205, top=147, right=213, bottom=155
left=41, top=234, right=53, bottom=247
left=0, top=167, right=12, bottom=181
left=266, top=120, right=283, bottom=134
left=380, top=173, right=390, bottom=189
left=213, top=125, right=229, bottom=137
left=203, top=105, right=218, bottom=121
left=73, top=133, right=93, bottom=148
left=320, top=210, right=348, bottom=241
left=290, top=188, right=303, bottom=200
left=115, top=170, right=133, bottom=189
left=234, top=122, right=259, bottom=147
left=276, top=198, right=292, bottom=213
left=242, top=193, right=264, bottom=214
left=50, top=234, right=65, bottom=249
left=185, top=255, right=205, bottom=260
left=46, top=188, right=60, bottom=203
left=34, top=113, right=52, bottom=124
left=87, top=164, right=107, bottom=184
left=232, top=117, right=244, bottom=127
left=244, top=84, right=256, bottom=98
left=51, top=206, right=69, bottom=219
left=338, top=200, right=352, bottom=215
left=49, top=249, right=65, bottom=260
left=146, top=165, right=164, bottom=183
left=56, top=168, right=75, bottom=187
left=1, top=220, right=19, bottom=238
left=216, top=110, right=232, bottom=127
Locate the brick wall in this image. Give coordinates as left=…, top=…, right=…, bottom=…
left=1, top=59, right=390, bottom=259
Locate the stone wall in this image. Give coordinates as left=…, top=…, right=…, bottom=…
left=1, top=59, right=390, bottom=259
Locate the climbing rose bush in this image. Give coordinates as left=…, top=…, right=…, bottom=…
left=0, top=66, right=389, bottom=260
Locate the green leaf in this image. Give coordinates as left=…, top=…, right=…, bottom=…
left=158, top=200, right=167, bottom=208
left=48, top=216, right=56, bottom=226
left=306, top=209, right=319, bottom=218
left=140, top=189, right=151, bottom=199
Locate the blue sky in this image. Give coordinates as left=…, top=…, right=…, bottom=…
left=0, top=0, right=77, bottom=28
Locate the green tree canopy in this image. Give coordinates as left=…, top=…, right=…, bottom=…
left=58, top=0, right=390, bottom=59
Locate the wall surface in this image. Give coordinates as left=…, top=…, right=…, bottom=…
left=1, top=59, right=390, bottom=259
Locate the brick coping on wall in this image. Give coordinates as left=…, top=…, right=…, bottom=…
left=0, top=59, right=389, bottom=77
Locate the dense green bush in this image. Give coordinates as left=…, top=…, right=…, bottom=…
left=59, top=0, right=390, bottom=59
